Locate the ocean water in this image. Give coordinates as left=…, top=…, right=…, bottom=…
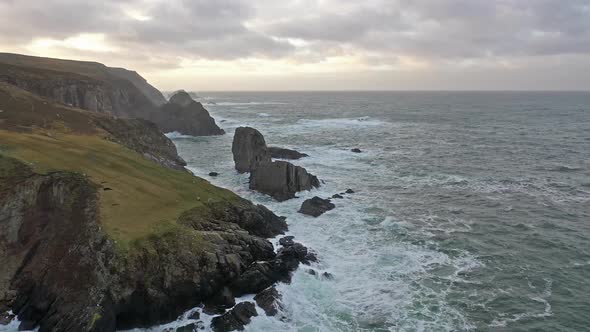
left=166, top=92, right=590, bottom=332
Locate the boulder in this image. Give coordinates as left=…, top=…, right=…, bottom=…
left=268, top=147, right=308, bottom=160
left=210, top=302, right=258, bottom=332
left=332, top=194, right=344, bottom=199
left=249, top=161, right=320, bottom=201
left=345, top=189, right=355, bottom=194
left=232, top=127, right=271, bottom=173
left=254, top=287, right=282, bottom=316
left=351, top=148, right=362, bottom=153
left=298, top=197, right=336, bottom=217
left=203, top=287, right=235, bottom=315
left=209, top=172, right=219, bottom=177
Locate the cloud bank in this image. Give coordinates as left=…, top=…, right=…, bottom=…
left=1, top=0, right=589, bottom=90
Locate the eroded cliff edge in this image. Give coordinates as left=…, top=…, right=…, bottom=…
left=0, top=81, right=295, bottom=331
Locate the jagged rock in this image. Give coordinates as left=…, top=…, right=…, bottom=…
left=210, top=302, right=258, bottom=332
left=169, top=90, right=195, bottom=107
left=154, top=91, right=224, bottom=136
left=351, top=148, right=362, bottom=153
left=307, top=269, right=317, bottom=276
left=176, top=322, right=198, bottom=332
left=188, top=311, right=200, bottom=320
left=0, top=312, right=14, bottom=325
left=0, top=53, right=223, bottom=137
left=204, top=287, right=235, bottom=315
left=0, top=156, right=288, bottom=331
left=298, top=197, right=336, bottom=217
left=278, top=236, right=295, bottom=247
left=332, top=194, right=344, bottom=199
left=268, top=147, right=308, bottom=160
left=232, top=127, right=271, bottom=173
left=322, top=272, right=334, bottom=280
left=254, top=287, right=282, bottom=316
left=209, top=172, right=219, bottom=177
left=250, top=161, right=320, bottom=201
left=345, top=189, right=355, bottom=194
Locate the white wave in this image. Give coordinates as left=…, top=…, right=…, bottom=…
left=210, top=102, right=288, bottom=106
left=165, top=131, right=194, bottom=139
left=296, top=116, right=386, bottom=128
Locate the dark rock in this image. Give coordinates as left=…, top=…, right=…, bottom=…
left=210, top=302, right=258, bottom=332
left=307, top=269, right=317, bottom=276
left=351, top=148, right=362, bottom=153
left=345, top=189, right=355, bottom=194
left=153, top=92, right=224, bottom=136
left=103, top=187, right=113, bottom=191
left=298, top=197, right=336, bottom=217
left=332, top=194, right=344, bottom=199
left=176, top=323, right=198, bottom=332
left=250, top=161, right=320, bottom=201
left=322, top=272, right=334, bottom=280
left=209, top=172, right=219, bottom=177
left=278, top=236, right=295, bottom=247
left=188, top=311, right=200, bottom=320
left=254, top=287, right=282, bottom=316
left=232, top=127, right=271, bottom=173
left=0, top=312, right=14, bottom=325
left=268, top=147, right=308, bottom=160
left=204, top=287, right=235, bottom=315
left=230, top=262, right=281, bottom=296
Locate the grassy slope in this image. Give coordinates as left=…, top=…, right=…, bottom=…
left=0, top=83, right=238, bottom=249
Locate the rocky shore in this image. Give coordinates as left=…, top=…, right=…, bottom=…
left=0, top=54, right=321, bottom=332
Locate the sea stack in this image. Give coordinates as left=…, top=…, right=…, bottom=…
left=232, top=127, right=320, bottom=200
left=232, top=127, right=272, bottom=173
left=250, top=161, right=320, bottom=201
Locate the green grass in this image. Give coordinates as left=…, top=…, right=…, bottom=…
left=0, top=130, right=239, bottom=248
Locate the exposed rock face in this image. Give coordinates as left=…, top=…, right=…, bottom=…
left=0, top=53, right=224, bottom=137
left=0, top=82, right=186, bottom=171
left=210, top=302, right=257, bottom=332
left=0, top=156, right=290, bottom=331
left=254, top=287, right=282, bottom=317
left=232, top=127, right=271, bottom=173
left=153, top=91, right=224, bottom=136
left=250, top=161, right=320, bottom=201
left=299, top=197, right=336, bottom=217
left=268, top=147, right=308, bottom=160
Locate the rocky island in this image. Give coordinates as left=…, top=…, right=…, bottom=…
left=0, top=54, right=313, bottom=331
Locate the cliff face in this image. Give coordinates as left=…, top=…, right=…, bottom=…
left=0, top=155, right=287, bottom=331
left=0, top=53, right=223, bottom=137
left=0, top=82, right=185, bottom=170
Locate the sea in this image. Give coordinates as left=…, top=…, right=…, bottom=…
left=159, top=92, right=587, bottom=331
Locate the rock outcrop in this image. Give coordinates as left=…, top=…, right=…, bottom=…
left=254, top=287, right=282, bottom=317
left=299, top=197, right=336, bottom=217
left=210, top=302, right=257, bottom=332
left=0, top=155, right=290, bottom=331
left=250, top=161, right=320, bottom=201
left=152, top=91, right=224, bottom=136
left=0, top=53, right=223, bottom=137
left=268, top=147, right=308, bottom=160
left=232, top=127, right=271, bottom=173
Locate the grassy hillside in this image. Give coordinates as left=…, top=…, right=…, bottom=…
left=0, top=82, right=238, bottom=249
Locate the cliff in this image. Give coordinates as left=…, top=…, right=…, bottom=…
left=0, top=53, right=222, bottom=136
left=0, top=83, right=293, bottom=331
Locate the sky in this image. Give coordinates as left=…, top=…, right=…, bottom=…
left=1, top=0, right=590, bottom=91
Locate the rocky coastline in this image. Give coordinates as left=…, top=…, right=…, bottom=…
left=0, top=53, right=329, bottom=332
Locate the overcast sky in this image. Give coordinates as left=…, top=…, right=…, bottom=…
left=1, top=0, right=590, bottom=91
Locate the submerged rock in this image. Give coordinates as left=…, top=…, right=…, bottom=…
left=210, top=302, right=258, bottom=332
left=232, top=127, right=271, bottom=173
left=351, top=148, right=362, bottom=153
left=254, top=287, right=282, bottom=316
left=268, top=147, right=308, bottom=160
left=345, top=189, right=355, bottom=194
left=332, top=194, right=344, bottom=199
left=209, top=172, right=219, bottom=177
left=250, top=161, right=320, bottom=201
left=298, top=197, right=336, bottom=217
